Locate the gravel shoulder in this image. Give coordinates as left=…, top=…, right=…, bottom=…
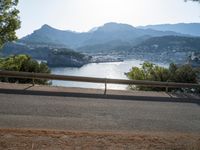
left=0, top=128, right=200, bottom=150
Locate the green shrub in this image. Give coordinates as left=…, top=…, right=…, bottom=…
left=0, top=54, right=51, bottom=85
left=127, top=62, right=199, bottom=92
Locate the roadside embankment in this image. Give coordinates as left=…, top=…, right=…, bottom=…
left=0, top=128, right=200, bottom=150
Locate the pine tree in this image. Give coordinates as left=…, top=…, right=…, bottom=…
left=0, top=0, right=20, bottom=48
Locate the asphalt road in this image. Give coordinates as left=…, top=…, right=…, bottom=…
left=0, top=84, right=200, bottom=133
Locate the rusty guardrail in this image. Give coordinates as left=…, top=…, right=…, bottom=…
left=0, top=70, right=199, bottom=94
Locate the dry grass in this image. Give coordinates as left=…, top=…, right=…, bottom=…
left=0, top=128, right=200, bottom=150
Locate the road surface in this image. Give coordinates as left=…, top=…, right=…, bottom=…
left=0, top=82, right=200, bottom=133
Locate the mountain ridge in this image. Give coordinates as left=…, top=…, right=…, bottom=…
left=139, top=23, right=200, bottom=36
left=3, top=22, right=199, bottom=66
left=19, top=22, right=185, bottom=50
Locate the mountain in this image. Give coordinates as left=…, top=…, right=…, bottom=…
left=19, top=22, right=183, bottom=51
left=3, top=22, right=200, bottom=67
left=20, top=24, right=88, bottom=48
left=139, top=23, right=200, bottom=37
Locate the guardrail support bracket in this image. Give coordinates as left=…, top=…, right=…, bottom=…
left=32, top=78, right=35, bottom=86
left=166, top=87, right=168, bottom=93
left=104, top=79, right=107, bottom=95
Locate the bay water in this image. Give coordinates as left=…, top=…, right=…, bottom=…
left=51, top=59, right=167, bottom=90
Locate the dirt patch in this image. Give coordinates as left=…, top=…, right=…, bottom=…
left=0, top=128, right=200, bottom=150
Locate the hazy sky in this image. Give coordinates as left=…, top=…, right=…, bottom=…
left=16, top=0, right=200, bottom=38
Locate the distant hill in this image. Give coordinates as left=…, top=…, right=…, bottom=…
left=19, top=22, right=182, bottom=51
left=128, top=36, right=200, bottom=64
left=135, top=35, right=200, bottom=50
left=77, top=36, right=151, bottom=52
left=1, top=43, right=91, bottom=67
left=139, top=23, right=200, bottom=37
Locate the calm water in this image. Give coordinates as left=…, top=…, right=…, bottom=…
left=51, top=59, right=166, bottom=90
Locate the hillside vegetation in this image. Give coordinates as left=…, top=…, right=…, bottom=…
left=127, top=36, right=200, bottom=64
left=1, top=43, right=91, bottom=67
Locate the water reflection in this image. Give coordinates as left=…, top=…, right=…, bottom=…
left=51, top=59, right=144, bottom=90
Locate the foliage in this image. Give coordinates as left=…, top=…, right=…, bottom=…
left=0, top=54, right=51, bottom=85
left=185, top=0, right=200, bottom=2
left=0, top=0, right=20, bottom=48
left=127, top=62, right=199, bottom=91
left=170, top=64, right=198, bottom=83
left=52, top=48, right=85, bottom=59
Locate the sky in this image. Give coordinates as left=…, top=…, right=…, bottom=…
left=16, top=0, right=200, bottom=38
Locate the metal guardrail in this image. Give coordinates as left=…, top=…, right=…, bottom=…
left=0, top=70, right=200, bottom=94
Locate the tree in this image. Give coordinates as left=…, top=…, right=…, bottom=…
left=0, top=0, right=20, bottom=48
left=127, top=62, right=170, bottom=91
left=185, top=0, right=200, bottom=2
left=0, top=55, right=51, bottom=85
left=172, top=64, right=197, bottom=83
left=127, top=62, right=199, bottom=91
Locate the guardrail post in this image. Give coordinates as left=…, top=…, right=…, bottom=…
left=32, top=78, right=35, bottom=86
left=165, top=87, right=168, bottom=93
left=165, top=81, right=169, bottom=93
left=31, top=72, right=35, bottom=86
left=104, top=78, right=107, bottom=95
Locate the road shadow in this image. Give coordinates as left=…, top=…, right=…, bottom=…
left=0, top=88, right=199, bottom=105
